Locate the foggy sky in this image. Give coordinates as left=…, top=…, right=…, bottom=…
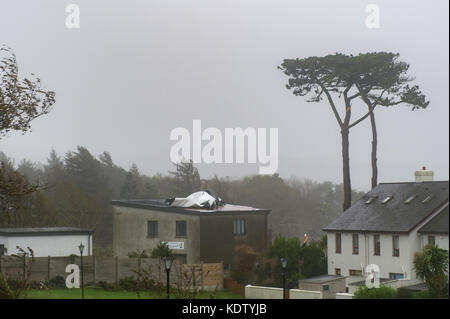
left=0, top=0, right=448, bottom=191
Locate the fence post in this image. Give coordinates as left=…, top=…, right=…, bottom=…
left=115, top=256, right=119, bottom=284
left=22, top=253, right=26, bottom=281
left=47, top=256, right=51, bottom=281
left=221, top=261, right=224, bottom=289
left=93, top=255, right=96, bottom=283
left=138, top=257, right=141, bottom=274
left=200, top=261, right=204, bottom=291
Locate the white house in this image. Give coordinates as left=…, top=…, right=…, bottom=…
left=323, top=169, right=449, bottom=289
left=0, top=227, right=94, bottom=257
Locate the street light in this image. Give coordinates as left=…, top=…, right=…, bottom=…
left=280, top=257, right=287, bottom=299
left=162, top=256, right=174, bottom=299
left=78, top=243, right=85, bottom=299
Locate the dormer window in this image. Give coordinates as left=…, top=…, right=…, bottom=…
left=422, top=195, right=434, bottom=203
left=404, top=195, right=417, bottom=204
left=365, top=196, right=377, bottom=204
left=381, top=195, right=393, bottom=204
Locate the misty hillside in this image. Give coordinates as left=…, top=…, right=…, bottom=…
left=1, top=147, right=364, bottom=248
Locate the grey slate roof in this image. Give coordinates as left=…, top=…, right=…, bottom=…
left=323, top=181, right=449, bottom=233
left=418, top=206, right=449, bottom=234
left=0, top=227, right=94, bottom=236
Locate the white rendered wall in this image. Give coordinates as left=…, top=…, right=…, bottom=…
left=4, top=234, right=92, bottom=257
left=245, top=285, right=284, bottom=299
left=327, top=203, right=449, bottom=284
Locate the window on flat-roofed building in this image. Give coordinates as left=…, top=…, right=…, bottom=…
left=176, top=221, right=187, bottom=237
left=147, top=221, right=158, bottom=238
left=335, top=233, right=342, bottom=254
left=352, top=234, right=359, bottom=255
left=349, top=269, right=362, bottom=276
left=428, top=235, right=436, bottom=246
left=374, top=234, right=381, bottom=256
left=233, top=219, right=246, bottom=235
left=335, top=268, right=341, bottom=276
left=389, top=273, right=404, bottom=280
left=392, top=235, right=400, bottom=257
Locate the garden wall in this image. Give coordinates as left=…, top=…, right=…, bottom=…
left=0, top=255, right=223, bottom=290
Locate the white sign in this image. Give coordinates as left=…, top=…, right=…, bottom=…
left=165, top=241, right=185, bottom=250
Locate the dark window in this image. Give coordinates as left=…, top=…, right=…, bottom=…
left=176, top=221, right=187, bottom=237
left=392, top=235, right=400, bottom=257
left=147, top=221, right=158, bottom=238
left=349, top=269, right=362, bottom=276
left=335, top=233, right=342, bottom=254
left=335, top=268, right=341, bottom=275
left=352, top=234, right=359, bottom=255
left=389, top=273, right=404, bottom=280
left=0, top=244, right=4, bottom=256
left=233, top=219, right=246, bottom=235
left=428, top=235, right=436, bottom=246
left=374, top=234, right=381, bottom=256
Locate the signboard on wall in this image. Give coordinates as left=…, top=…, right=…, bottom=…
left=164, top=241, right=185, bottom=250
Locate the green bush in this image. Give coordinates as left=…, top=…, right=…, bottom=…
left=354, top=285, right=396, bottom=299
left=47, top=276, right=66, bottom=289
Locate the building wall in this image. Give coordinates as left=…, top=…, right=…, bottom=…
left=326, top=203, right=449, bottom=285
left=328, top=232, right=415, bottom=282
left=0, top=234, right=92, bottom=257
left=199, top=213, right=268, bottom=267
left=420, top=233, right=449, bottom=250
left=298, top=278, right=346, bottom=299
left=112, top=206, right=201, bottom=263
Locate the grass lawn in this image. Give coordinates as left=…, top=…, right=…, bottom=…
left=26, top=287, right=243, bottom=299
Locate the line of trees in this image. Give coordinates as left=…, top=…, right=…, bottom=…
left=0, top=147, right=363, bottom=247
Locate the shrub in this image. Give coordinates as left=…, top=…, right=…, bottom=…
left=353, top=285, right=396, bottom=299
left=48, top=276, right=66, bottom=289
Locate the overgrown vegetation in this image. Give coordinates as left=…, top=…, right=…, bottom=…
left=248, top=234, right=327, bottom=288
left=413, top=244, right=449, bottom=299
left=354, top=285, right=397, bottom=299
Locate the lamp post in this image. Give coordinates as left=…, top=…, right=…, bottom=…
left=78, top=243, right=85, bottom=299
left=162, top=256, right=174, bottom=299
left=280, top=257, right=287, bottom=299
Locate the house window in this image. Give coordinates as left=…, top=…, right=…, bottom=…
left=176, top=221, right=187, bottom=237
left=147, top=221, right=158, bottom=238
left=392, top=235, right=400, bottom=257
left=374, top=234, right=381, bottom=256
left=352, top=234, right=359, bottom=255
left=428, top=235, right=436, bottom=246
left=335, top=233, right=342, bottom=254
left=335, top=268, right=341, bottom=276
left=389, top=273, right=404, bottom=280
left=0, top=244, right=4, bottom=256
left=233, top=219, right=246, bottom=235
left=349, top=269, right=362, bottom=276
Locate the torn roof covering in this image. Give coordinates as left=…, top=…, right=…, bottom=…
left=166, top=191, right=224, bottom=209
left=112, top=191, right=269, bottom=214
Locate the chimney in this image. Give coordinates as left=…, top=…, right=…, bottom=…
left=415, top=166, right=434, bottom=182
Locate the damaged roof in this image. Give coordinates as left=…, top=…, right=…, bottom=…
left=323, top=181, right=449, bottom=233
left=111, top=199, right=270, bottom=215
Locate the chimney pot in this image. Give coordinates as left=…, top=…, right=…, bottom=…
left=415, top=167, right=434, bottom=182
